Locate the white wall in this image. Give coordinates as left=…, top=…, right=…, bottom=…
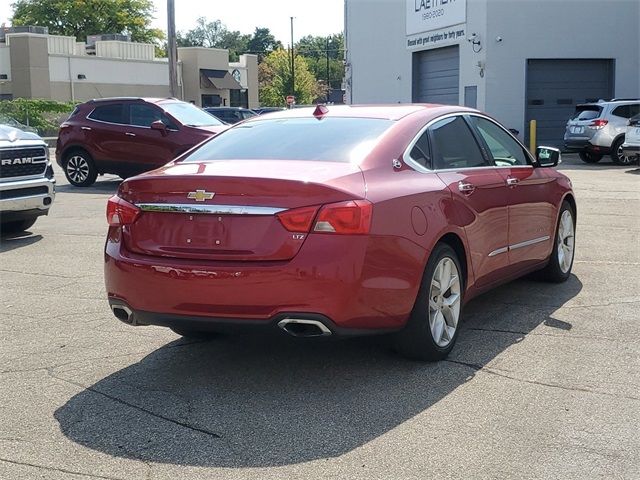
left=49, top=55, right=170, bottom=85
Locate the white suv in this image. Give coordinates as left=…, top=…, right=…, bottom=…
left=564, top=99, right=640, bottom=165
left=622, top=114, right=640, bottom=162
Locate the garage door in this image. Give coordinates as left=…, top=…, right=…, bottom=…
left=412, top=45, right=460, bottom=105
left=526, top=59, right=614, bottom=148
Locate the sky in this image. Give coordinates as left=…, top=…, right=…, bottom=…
left=0, top=0, right=345, bottom=44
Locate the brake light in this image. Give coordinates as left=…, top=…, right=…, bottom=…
left=276, top=205, right=319, bottom=233
left=106, top=195, right=141, bottom=226
left=589, top=119, right=608, bottom=129
left=313, top=200, right=372, bottom=235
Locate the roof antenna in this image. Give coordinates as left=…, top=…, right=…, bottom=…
left=313, top=104, right=329, bottom=118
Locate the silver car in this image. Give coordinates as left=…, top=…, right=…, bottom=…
left=564, top=99, right=640, bottom=165
left=622, top=113, right=640, bottom=162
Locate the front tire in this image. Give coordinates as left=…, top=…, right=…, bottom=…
left=611, top=137, right=635, bottom=165
left=394, top=243, right=463, bottom=361
left=578, top=151, right=603, bottom=163
left=538, top=201, right=575, bottom=282
left=64, top=149, right=98, bottom=187
left=0, top=218, right=37, bottom=234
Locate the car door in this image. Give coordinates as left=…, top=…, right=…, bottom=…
left=468, top=115, right=557, bottom=271
left=125, top=103, right=181, bottom=172
left=429, top=115, right=512, bottom=287
left=86, top=103, right=131, bottom=166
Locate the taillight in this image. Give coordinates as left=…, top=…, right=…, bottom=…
left=277, top=205, right=319, bottom=233
left=589, top=119, right=608, bottom=129
left=106, top=195, right=141, bottom=226
left=313, top=200, right=372, bottom=235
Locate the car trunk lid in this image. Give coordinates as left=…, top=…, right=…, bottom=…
left=118, top=159, right=365, bottom=261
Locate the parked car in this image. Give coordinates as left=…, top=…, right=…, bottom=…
left=621, top=113, right=640, bottom=163
left=0, top=114, right=38, bottom=134
left=253, top=107, right=286, bottom=115
left=0, top=124, right=55, bottom=233
left=56, top=98, right=227, bottom=187
left=564, top=98, right=640, bottom=165
left=105, top=104, right=576, bottom=361
left=204, top=107, right=258, bottom=124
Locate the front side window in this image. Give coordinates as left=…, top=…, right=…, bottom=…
left=183, top=117, right=394, bottom=163
left=130, top=104, right=163, bottom=127
left=470, top=116, right=530, bottom=166
left=88, top=104, right=125, bottom=124
left=429, top=116, right=487, bottom=170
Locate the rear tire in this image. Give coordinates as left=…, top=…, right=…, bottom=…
left=0, top=218, right=37, bottom=234
left=611, top=137, right=634, bottom=165
left=64, top=149, right=98, bottom=187
left=393, top=243, right=463, bottom=361
left=538, top=201, right=575, bottom=283
left=578, top=151, right=603, bottom=163
left=169, top=327, right=220, bottom=340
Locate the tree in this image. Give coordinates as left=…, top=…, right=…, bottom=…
left=10, top=0, right=163, bottom=44
left=247, top=27, right=283, bottom=62
left=177, top=17, right=250, bottom=62
left=259, top=49, right=323, bottom=107
left=296, top=34, right=345, bottom=90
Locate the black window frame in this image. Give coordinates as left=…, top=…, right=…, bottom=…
left=87, top=103, right=127, bottom=125
left=427, top=115, right=492, bottom=171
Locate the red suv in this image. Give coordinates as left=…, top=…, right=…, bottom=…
left=56, top=98, right=227, bottom=186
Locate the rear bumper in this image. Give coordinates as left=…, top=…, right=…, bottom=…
left=563, top=138, right=611, bottom=154
left=0, top=176, right=56, bottom=220
left=104, top=229, right=426, bottom=332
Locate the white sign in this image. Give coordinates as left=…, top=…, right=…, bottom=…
left=407, top=24, right=466, bottom=50
left=406, top=0, right=467, bottom=35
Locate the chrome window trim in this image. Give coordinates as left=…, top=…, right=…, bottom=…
left=401, top=112, right=535, bottom=174
left=136, top=203, right=286, bottom=215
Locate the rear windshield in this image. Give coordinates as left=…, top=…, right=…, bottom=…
left=183, top=117, right=394, bottom=163
left=572, top=106, right=602, bottom=121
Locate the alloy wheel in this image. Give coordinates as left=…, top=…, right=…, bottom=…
left=67, top=155, right=90, bottom=184
left=428, top=257, right=461, bottom=347
left=557, top=210, right=575, bottom=274
left=616, top=144, right=633, bottom=165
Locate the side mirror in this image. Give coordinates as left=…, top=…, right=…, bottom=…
left=535, top=146, right=561, bottom=167
left=150, top=120, right=168, bottom=135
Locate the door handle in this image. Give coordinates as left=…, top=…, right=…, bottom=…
left=125, top=132, right=136, bottom=137
left=81, top=126, right=92, bottom=131
left=458, top=181, right=476, bottom=194
left=506, top=177, right=519, bottom=187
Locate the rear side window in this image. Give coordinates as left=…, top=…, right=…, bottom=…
left=408, top=132, right=431, bottom=169
left=183, top=117, right=394, bottom=163
left=88, top=104, right=125, bottom=124
left=429, top=116, right=487, bottom=170
left=572, top=106, right=602, bottom=121
left=612, top=104, right=640, bottom=119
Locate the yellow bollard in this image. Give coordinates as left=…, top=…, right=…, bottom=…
left=529, top=119, right=537, bottom=152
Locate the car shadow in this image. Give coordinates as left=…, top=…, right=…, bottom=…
left=625, top=167, right=640, bottom=175
left=54, top=274, right=582, bottom=468
left=0, top=231, right=42, bottom=252
left=55, top=178, right=122, bottom=194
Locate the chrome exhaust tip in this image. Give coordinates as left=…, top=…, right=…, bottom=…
left=111, top=304, right=134, bottom=324
left=277, top=318, right=332, bottom=337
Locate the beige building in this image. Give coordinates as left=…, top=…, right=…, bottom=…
left=0, top=32, right=259, bottom=108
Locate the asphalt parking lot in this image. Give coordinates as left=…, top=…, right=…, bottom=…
left=1, top=153, right=639, bottom=479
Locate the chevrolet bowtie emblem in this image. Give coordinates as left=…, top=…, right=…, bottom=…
left=187, top=190, right=215, bottom=202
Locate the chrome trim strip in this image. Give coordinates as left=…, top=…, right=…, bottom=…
left=488, top=235, right=551, bottom=257
left=509, top=235, right=551, bottom=251
left=488, top=246, right=509, bottom=257
left=401, top=111, right=536, bottom=174
left=136, top=203, right=286, bottom=215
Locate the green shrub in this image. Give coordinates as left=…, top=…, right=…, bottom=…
left=0, top=98, right=77, bottom=136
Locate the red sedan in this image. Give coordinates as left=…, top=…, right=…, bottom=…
left=104, top=105, right=576, bottom=361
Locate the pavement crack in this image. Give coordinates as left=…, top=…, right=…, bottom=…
left=443, top=360, right=640, bottom=402
left=47, top=370, right=222, bottom=439
left=0, top=456, right=128, bottom=480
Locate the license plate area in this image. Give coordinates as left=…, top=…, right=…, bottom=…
left=181, top=213, right=227, bottom=248
left=570, top=126, right=584, bottom=134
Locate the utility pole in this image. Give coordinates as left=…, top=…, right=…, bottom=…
left=167, top=0, right=178, bottom=98
left=326, top=36, right=330, bottom=102
left=290, top=16, right=295, bottom=98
